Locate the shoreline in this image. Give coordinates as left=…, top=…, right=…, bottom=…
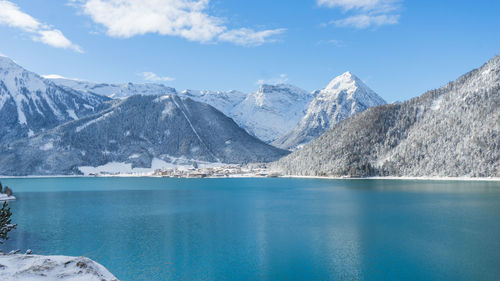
left=1, top=174, right=499, bottom=182
left=280, top=175, right=500, bottom=182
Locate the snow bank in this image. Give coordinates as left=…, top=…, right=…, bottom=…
left=0, top=253, right=118, bottom=281
left=0, top=194, right=15, bottom=201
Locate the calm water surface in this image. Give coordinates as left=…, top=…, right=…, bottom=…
left=1, top=177, right=499, bottom=281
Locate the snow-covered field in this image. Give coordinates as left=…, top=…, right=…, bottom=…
left=78, top=158, right=227, bottom=176
left=0, top=253, right=118, bottom=281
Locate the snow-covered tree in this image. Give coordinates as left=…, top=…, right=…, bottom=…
left=0, top=202, right=16, bottom=244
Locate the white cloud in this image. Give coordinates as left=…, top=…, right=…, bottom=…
left=319, top=0, right=401, bottom=29
left=35, top=29, right=84, bottom=53
left=139, top=72, right=175, bottom=82
left=219, top=28, right=286, bottom=47
left=333, top=14, right=399, bottom=28
left=0, top=1, right=82, bottom=52
left=318, top=0, right=398, bottom=12
left=257, top=73, right=288, bottom=85
left=317, top=39, right=346, bottom=47
left=71, top=0, right=285, bottom=46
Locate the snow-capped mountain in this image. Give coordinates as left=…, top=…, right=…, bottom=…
left=273, top=72, right=386, bottom=149
left=0, top=56, right=110, bottom=144
left=0, top=94, right=288, bottom=176
left=179, top=84, right=315, bottom=143
left=52, top=77, right=312, bottom=143
left=48, top=77, right=177, bottom=99
left=273, top=54, right=500, bottom=177
left=179, top=89, right=247, bottom=116
left=230, top=84, right=315, bottom=142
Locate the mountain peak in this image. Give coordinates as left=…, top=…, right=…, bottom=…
left=0, top=56, right=24, bottom=72
left=340, top=71, right=354, bottom=77
left=272, top=71, right=386, bottom=150
left=323, top=71, right=365, bottom=92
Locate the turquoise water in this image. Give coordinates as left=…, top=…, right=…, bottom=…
left=1, top=177, right=500, bottom=281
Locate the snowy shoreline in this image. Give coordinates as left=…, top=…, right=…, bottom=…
left=281, top=175, right=500, bottom=182
left=0, top=253, right=118, bottom=281
left=0, top=174, right=499, bottom=182
left=0, top=194, right=16, bottom=201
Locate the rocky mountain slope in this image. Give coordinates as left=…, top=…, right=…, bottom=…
left=0, top=95, right=288, bottom=176
left=273, top=72, right=386, bottom=149
left=48, top=77, right=177, bottom=99
left=0, top=56, right=110, bottom=144
left=273, top=55, right=500, bottom=177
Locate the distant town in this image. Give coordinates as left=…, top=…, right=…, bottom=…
left=153, top=164, right=282, bottom=178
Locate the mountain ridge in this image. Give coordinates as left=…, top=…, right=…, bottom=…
left=272, top=54, right=500, bottom=177
left=0, top=94, right=289, bottom=176
left=273, top=71, right=386, bottom=149
left=0, top=56, right=110, bottom=144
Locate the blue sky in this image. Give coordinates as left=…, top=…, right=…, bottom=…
left=0, top=0, right=499, bottom=102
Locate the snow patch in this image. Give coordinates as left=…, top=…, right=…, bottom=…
left=78, top=158, right=172, bottom=176
left=161, top=101, right=176, bottom=118
left=431, top=95, right=443, bottom=110
left=0, top=194, right=16, bottom=201
left=83, top=104, right=94, bottom=110
left=76, top=111, right=113, bottom=132
left=40, top=142, right=54, bottom=151
left=0, top=254, right=118, bottom=281
left=42, top=74, right=67, bottom=79
left=67, top=109, right=78, bottom=120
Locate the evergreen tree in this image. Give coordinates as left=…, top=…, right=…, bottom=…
left=0, top=202, right=16, bottom=244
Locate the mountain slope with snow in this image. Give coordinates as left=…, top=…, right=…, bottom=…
left=48, top=77, right=177, bottom=99
left=273, top=72, right=386, bottom=149
left=0, top=95, right=288, bottom=176
left=273, top=55, right=500, bottom=177
left=230, top=84, right=315, bottom=142
left=0, top=56, right=110, bottom=144
left=52, top=78, right=313, bottom=143
left=179, top=89, right=247, bottom=117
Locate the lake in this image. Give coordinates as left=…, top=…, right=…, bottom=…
left=1, top=177, right=499, bottom=280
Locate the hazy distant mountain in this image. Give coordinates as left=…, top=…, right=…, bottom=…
left=48, top=77, right=177, bottom=99
left=0, top=95, right=288, bottom=176
left=273, top=72, right=386, bottom=150
left=0, top=56, right=109, bottom=144
left=273, top=55, right=500, bottom=177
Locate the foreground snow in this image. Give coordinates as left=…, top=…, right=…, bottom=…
left=0, top=194, right=15, bottom=201
left=0, top=253, right=118, bottom=281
